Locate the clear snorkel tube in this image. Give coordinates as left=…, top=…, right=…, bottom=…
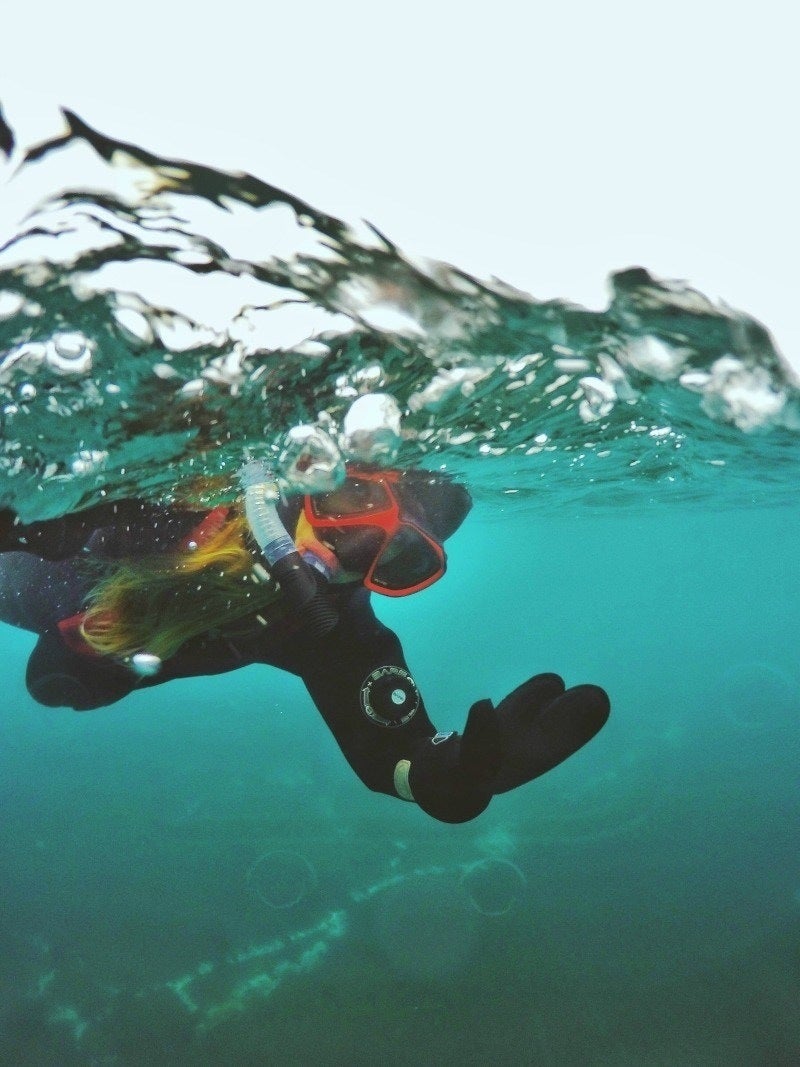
left=239, top=433, right=344, bottom=637
left=239, top=456, right=297, bottom=569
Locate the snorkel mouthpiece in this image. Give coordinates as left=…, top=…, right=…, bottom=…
left=299, top=547, right=336, bottom=581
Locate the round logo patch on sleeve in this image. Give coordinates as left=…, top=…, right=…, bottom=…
left=360, top=666, right=420, bottom=728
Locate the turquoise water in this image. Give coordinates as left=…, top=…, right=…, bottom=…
left=0, top=111, right=798, bottom=1064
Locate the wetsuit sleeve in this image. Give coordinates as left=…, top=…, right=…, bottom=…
left=25, top=630, right=138, bottom=710
left=1, top=500, right=205, bottom=560
left=292, top=589, right=437, bottom=801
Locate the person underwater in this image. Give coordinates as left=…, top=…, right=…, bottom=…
left=0, top=462, right=610, bottom=824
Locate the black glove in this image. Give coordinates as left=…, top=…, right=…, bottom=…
left=408, top=698, right=503, bottom=824
left=490, top=672, right=610, bottom=794
left=407, top=673, right=609, bottom=823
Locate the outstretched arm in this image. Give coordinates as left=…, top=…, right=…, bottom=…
left=294, top=590, right=610, bottom=824
left=293, top=589, right=499, bottom=822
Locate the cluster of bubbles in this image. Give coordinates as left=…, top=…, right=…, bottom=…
left=0, top=109, right=798, bottom=519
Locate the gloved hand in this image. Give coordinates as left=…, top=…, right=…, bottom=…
left=408, top=698, right=503, bottom=824
left=489, top=673, right=610, bottom=794
left=407, top=673, right=609, bottom=823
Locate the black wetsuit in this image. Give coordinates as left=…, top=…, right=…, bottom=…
left=0, top=500, right=445, bottom=796
left=0, top=502, right=611, bottom=822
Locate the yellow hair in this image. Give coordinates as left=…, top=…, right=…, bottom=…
left=81, top=511, right=285, bottom=662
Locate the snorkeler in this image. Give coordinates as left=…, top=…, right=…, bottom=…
left=0, top=464, right=609, bottom=824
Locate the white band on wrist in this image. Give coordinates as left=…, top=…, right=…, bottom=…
left=393, top=759, right=415, bottom=802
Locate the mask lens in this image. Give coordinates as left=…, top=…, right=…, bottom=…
left=392, top=477, right=472, bottom=541
left=323, top=525, right=387, bottom=572
left=371, top=526, right=443, bottom=591
left=312, top=479, right=390, bottom=518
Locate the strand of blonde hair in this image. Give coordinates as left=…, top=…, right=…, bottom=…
left=81, top=511, right=284, bottom=661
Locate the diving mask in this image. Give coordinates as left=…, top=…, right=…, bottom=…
left=302, top=468, right=450, bottom=597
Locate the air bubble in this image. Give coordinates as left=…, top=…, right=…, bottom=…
left=69, top=449, right=108, bottom=475
left=246, top=850, right=317, bottom=909
left=0, top=291, right=25, bottom=320
left=0, top=342, right=46, bottom=384
left=460, top=858, right=527, bottom=917
left=179, top=379, right=205, bottom=398
left=46, top=334, right=94, bottom=376
left=113, top=306, right=154, bottom=346
left=279, top=424, right=344, bottom=494
left=130, top=653, right=162, bottom=677
left=342, top=393, right=402, bottom=463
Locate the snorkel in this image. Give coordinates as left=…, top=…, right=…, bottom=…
left=240, top=458, right=297, bottom=568
left=240, top=457, right=338, bottom=638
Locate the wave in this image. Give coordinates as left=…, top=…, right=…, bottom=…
left=0, top=108, right=797, bottom=518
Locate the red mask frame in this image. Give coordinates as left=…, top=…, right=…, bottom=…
left=303, top=468, right=446, bottom=596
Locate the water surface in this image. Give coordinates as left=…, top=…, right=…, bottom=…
left=0, top=109, right=797, bottom=1065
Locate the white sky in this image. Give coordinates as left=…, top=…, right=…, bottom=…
left=4, top=0, right=799, bottom=368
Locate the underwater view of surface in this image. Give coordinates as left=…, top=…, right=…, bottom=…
left=0, top=108, right=798, bottom=1064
